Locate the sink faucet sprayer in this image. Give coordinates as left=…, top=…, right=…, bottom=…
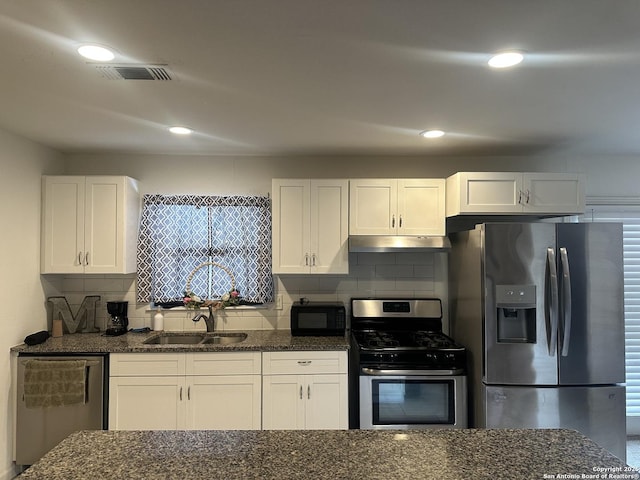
left=192, top=304, right=216, bottom=332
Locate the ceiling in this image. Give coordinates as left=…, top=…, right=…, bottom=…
left=1, top=0, right=640, bottom=157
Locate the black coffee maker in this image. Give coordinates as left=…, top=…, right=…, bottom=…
left=106, top=301, right=128, bottom=336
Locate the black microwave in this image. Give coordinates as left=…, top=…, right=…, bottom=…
left=290, top=301, right=346, bottom=336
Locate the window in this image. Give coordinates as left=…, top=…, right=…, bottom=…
left=136, top=194, right=273, bottom=305
left=580, top=206, right=640, bottom=430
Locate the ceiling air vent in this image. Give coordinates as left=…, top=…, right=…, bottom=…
left=94, top=64, right=174, bottom=80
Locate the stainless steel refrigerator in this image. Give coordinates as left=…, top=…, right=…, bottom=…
left=449, top=222, right=626, bottom=460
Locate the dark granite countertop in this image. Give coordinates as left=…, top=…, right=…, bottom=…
left=11, top=330, right=349, bottom=354
left=17, top=429, right=636, bottom=480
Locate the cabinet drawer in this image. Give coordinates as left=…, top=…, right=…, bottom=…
left=186, top=352, right=261, bottom=375
left=110, top=353, right=185, bottom=376
left=262, top=351, right=347, bottom=375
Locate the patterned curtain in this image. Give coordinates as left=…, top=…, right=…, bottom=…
left=136, top=194, right=273, bottom=304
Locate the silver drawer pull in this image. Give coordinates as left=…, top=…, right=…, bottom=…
left=297, top=360, right=312, bottom=366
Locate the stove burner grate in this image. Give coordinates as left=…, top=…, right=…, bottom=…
left=354, top=330, right=463, bottom=351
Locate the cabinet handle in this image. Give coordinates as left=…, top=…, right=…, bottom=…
left=518, top=190, right=523, bottom=205
left=300, top=385, right=303, bottom=399
left=311, top=253, right=316, bottom=266
left=180, top=386, right=183, bottom=401
left=399, top=215, right=403, bottom=228
left=188, top=386, right=191, bottom=400
left=391, top=214, right=395, bottom=228
left=305, top=253, right=309, bottom=266
left=307, top=385, right=311, bottom=399
left=84, top=252, right=89, bottom=266
left=297, top=360, right=312, bottom=366
left=525, top=189, right=531, bottom=204
left=77, top=252, right=83, bottom=266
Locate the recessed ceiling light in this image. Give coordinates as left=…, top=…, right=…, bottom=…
left=488, top=51, right=524, bottom=69
left=77, top=44, right=115, bottom=62
left=168, top=126, right=193, bottom=135
left=420, top=130, right=445, bottom=139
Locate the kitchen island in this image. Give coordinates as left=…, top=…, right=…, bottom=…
left=17, top=429, right=636, bottom=480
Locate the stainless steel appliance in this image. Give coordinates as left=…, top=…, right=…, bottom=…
left=449, top=222, right=626, bottom=460
left=349, top=298, right=467, bottom=429
left=16, top=354, right=107, bottom=465
left=106, top=300, right=128, bottom=336
left=290, top=300, right=346, bottom=336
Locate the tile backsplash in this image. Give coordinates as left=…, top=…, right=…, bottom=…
left=43, top=252, right=449, bottom=333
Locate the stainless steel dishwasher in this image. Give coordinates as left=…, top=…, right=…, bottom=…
left=16, top=353, right=107, bottom=465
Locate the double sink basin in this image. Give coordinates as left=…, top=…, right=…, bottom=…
left=143, top=332, right=247, bottom=346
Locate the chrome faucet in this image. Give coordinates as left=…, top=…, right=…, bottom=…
left=192, top=304, right=215, bottom=332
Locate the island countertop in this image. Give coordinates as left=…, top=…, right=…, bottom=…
left=16, top=429, right=636, bottom=480
left=10, top=330, right=349, bottom=354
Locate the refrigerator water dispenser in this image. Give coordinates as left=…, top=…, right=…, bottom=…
left=495, top=285, right=536, bottom=343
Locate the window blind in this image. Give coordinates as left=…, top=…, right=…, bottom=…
left=580, top=207, right=640, bottom=416
left=136, top=194, right=273, bottom=305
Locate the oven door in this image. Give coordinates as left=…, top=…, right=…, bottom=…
left=359, top=370, right=467, bottom=429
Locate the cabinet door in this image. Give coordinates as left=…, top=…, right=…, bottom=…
left=41, top=176, right=139, bottom=274
left=108, top=376, right=185, bottom=430
left=84, top=176, right=138, bottom=274
left=304, top=374, right=348, bottom=430
left=41, top=176, right=85, bottom=273
left=186, top=352, right=261, bottom=376
left=447, top=172, right=523, bottom=214
left=262, top=375, right=305, bottom=430
left=310, top=180, right=349, bottom=274
left=262, top=350, right=348, bottom=375
left=349, top=179, right=397, bottom=235
left=110, top=352, right=185, bottom=376
left=523, top=173, right=585, bottom=214
left=186, top=375, right=261, bottom=430
left=272, top=179, right=310, bottom=273
left=397, top=179, right=445, bottom=235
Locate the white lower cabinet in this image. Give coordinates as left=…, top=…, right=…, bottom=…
left=109, top=352, right=261, bottom=430
left=109, top=350, right=348, bottom=431
left=262, top=351, right=348, bottom=430
left=108, top=376, right=185, bottom=430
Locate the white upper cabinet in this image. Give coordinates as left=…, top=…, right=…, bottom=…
left=272, top=179, right=349, bottom=274
left=41, top=176, right=140, bottom=274
left=446, top=172, right=585, bottom=216
left=349, top=179, right=445, bottom=236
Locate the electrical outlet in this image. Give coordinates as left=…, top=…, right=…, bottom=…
left=276, top=294, right=283, bottom=310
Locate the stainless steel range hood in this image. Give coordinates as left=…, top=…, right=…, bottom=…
left=348, top=235, right=451, bottom=253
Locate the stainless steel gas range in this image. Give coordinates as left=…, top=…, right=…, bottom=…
left=348, top=298, right=467, bottom=430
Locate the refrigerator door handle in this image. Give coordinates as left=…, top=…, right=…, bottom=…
left=559, top=247, right=572, bottom=357
left=547, top=247, right=559, bottom=356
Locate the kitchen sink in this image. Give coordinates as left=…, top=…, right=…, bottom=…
left=201, top=334, right=247, bottom=345
left=143, top=332, right=247, bottom=345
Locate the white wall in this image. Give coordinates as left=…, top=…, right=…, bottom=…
left=0, top=129, right=62, bottom=479
left=63, top=150, right=640, bottom=198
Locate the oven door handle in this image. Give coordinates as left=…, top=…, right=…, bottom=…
left=361, top=367, right=464, bottom=376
